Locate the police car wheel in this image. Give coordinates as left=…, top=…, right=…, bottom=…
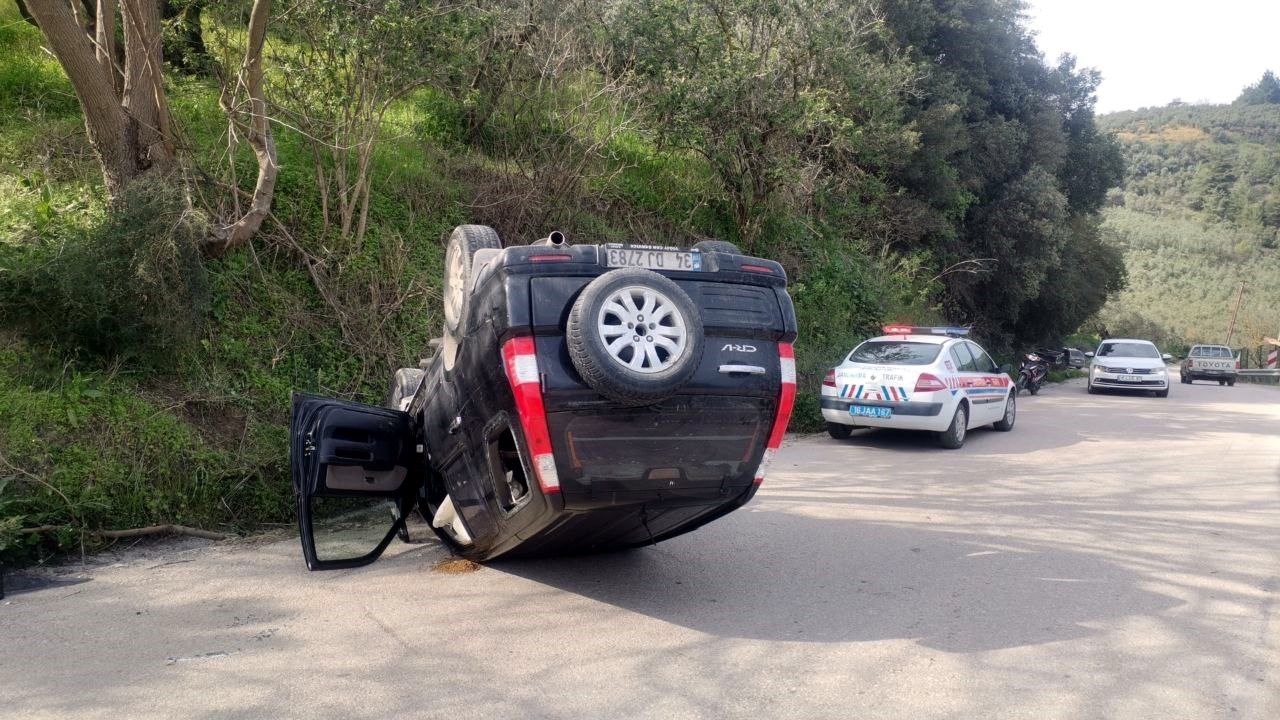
left=567, top=267, right=704, bottom=406
left=939, top=403, right=967, bottom=449
left=826, top=422, right=853, bottom=440
left=992, top=393, right=1015, bottom=431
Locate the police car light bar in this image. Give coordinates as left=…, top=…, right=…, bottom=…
left=882, top=325, right=969, bottom=337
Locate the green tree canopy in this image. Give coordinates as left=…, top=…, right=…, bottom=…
left=1235, top=70, right=1280, bottom=105
left=879, top=0, right=1125, bottom=350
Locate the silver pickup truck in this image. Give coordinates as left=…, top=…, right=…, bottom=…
left=1180, top=344, right=1238, bottom=386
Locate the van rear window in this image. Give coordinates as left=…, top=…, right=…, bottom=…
left=1190, top=346, right=1232, bottom=358
left=849, top=341, right=942, bottom=365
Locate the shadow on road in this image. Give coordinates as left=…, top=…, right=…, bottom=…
left=490, top=513, right=1182, bottom=652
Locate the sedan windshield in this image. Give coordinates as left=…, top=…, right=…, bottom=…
left=849, top=341, right=942, bottom=365
left=1097, top=342, right=1160, bottom=359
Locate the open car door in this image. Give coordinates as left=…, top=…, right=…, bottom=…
left=290, top=393, right=422, bottom=570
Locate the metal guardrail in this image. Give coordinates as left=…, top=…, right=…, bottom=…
left=1237, top=369, right=1280, bottom=385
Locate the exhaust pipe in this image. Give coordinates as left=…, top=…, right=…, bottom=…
left=531, top=230, right=567, bottom=247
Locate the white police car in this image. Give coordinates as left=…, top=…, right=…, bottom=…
left=820, top=326, right=1016, bottom=449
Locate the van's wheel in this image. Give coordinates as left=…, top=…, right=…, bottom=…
left=567, top=267, right=704, bottom=406
left=442, top=225, right=501, bottom=371
left=693, top=240, right=742, bottom=255
left=443, top=225, right=502, bottom=337
left=938, top=403, right=968, bottom=449
left=1228, top=379, right=1235, bottom=387
left=386, top=368, right=425, bottom=411
left=826, top=422, right=853, bottom=439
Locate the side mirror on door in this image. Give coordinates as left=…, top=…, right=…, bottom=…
left=999, top=363, right=1013, bottom=375
left=1161, top=353, right=1173, bottom=362
left=1084, top=351, right=1094, bottom=358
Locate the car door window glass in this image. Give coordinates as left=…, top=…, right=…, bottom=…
left=950, top=342, right=977, bottom=372
left=967, top=343, right=997, bottom=373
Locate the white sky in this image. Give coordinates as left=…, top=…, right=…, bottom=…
left=1024, top=0, right=1280, bottom=114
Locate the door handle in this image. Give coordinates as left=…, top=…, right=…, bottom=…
left=719, top=364, right=767, bottom=375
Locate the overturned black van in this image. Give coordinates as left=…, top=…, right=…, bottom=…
left=290, top=226, right=797, bottom=570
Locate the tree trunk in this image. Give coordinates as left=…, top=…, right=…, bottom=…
left=209, top=0, right=276, bottom=257
left=28, top=0, right=176, bottom=200
left=14, top=0, right=35, bottom=25
left=96, top=0, right=121, bottom=96
left=120, top=0, right=175, bottom=176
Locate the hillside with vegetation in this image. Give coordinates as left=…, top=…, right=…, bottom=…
left=1096, top=79, right=1280, bottom=359
left=0, top=0, right=1124, bottom=564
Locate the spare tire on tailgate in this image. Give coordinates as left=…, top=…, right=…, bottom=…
left=567, top=267, right=704, bottom=406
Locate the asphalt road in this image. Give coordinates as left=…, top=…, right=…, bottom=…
left=3, top=378, right=1279, bottom=720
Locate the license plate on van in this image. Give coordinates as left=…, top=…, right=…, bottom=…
left=850, top=405, right=892, bottom=419
left=604, top=245, right=702, bottom=272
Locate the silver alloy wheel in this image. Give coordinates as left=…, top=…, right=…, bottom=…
left=1004, top=394, right=1015, bottom=425
left=596, top=285, right=688, bottom=374
left=953, top=406, right=967, bottom=444
left=444, top=244, right=466, bottom=329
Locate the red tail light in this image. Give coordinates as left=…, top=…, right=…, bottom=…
left=740, top=263, right=775, bottom=274
left=754, top=343, right=796, bottom=485
left=501, top=336, right=559, bottom=493
left=1236, top=359, right=1242, bottom=370
left=1187, top=359, right=1194, bottom=368
left=822, top=368, right=836, bottom=387
left=914, top=373, right=947, bottom=392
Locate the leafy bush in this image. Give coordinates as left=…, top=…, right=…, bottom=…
left=0, top=178, right=210, bottom=365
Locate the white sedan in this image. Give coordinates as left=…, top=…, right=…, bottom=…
left=820, top=326, right=1016, bottom=449
left=1086, top=338, right=1172, bottom=397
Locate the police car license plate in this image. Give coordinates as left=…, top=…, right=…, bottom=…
left=1117, top=374, right=1142, bottom=382
left=850, top=405, right=892, bottom=419
left=604, top=245, right=702, bottom=271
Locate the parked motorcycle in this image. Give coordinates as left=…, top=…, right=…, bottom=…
left=1017, top=352, right=1049, bottom=395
